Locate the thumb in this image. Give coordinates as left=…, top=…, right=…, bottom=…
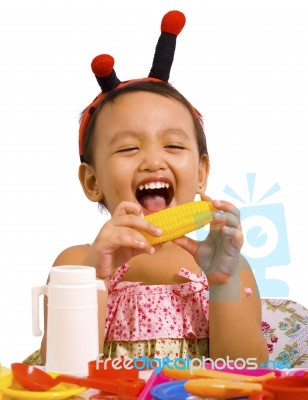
left=173, top=236, right=199, bottom=257
left=200, top=192, right=213, bottom=203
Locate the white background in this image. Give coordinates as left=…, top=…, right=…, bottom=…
left=0, top=0, right=307, bottom=366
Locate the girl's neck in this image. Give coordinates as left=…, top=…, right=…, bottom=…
left=121, top=242, right=201, bottom=285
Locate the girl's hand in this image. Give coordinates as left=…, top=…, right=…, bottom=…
left=174, top=194, right=243, bottom=285
left=83, top=201, right=161, bottom=279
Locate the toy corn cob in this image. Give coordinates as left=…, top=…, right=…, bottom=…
left=142, top=201, right=215, bottom=245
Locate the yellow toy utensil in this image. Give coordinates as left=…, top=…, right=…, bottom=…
left=194, top=368, right=276, bottom=382
left=184, top=378, right=262, bottom=398
left=163, top=368, right=276, bottom=382
left=0, top=365, right=12, bottom=390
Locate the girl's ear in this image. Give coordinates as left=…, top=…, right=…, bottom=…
left=197, top=154, right=210, bottom=193
left=78, top=163, right=104, bottom=202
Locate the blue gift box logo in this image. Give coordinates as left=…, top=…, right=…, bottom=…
left=239, top=203, right=290, bottom=268
left=223, top=173, right=290, bottom=297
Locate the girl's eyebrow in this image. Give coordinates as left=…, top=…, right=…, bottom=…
left=109, top=128, right=191, bottom=146
left=164, top=129, right=191, bottom=140
left=108, top=131, right=141, bottom=146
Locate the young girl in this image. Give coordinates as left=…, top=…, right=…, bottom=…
left=37, top=11, right=268, bottom=365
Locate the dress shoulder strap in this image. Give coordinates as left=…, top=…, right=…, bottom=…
left=107, top=263, right=130, bottom=292
left=178, top=268, right=208, bottom=284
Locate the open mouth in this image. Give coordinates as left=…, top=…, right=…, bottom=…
left=136, top=181, right=174, bottom=213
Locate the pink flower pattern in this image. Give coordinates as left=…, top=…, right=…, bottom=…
left=104, top=264, right=209, bottom=342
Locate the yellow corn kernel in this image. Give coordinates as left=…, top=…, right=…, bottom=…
left=141, top=201, right=215, bottom=245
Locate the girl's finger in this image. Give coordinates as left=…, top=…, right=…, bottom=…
left=212, top=210, right=241, bottom=230
left=200, top=193, right=213, bottom=203
left=108, top=230, right=156, bottom=255
left=173, top=236, right=199, bottom=257
left=113, top=201, right=144, bottom=217
left=211, top=199, right=241, bottom=219
left=112, top=214, right=162, bottom=238
left=223, top=226, right=244, bottom=250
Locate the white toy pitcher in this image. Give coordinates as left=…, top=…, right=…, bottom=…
left=32, top=265, right=106, bottom=375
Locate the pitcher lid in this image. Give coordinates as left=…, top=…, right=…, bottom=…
left=49, top=266, right=96, bottom=285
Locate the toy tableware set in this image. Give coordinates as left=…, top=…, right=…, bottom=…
left=0, top=359, right=146, bottom=399
left=146, top=367, right=308, bottom=400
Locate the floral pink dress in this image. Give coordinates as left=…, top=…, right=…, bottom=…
left=103, top=264, right=209, bottom=359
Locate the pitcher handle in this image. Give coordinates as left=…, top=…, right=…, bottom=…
left=31, top=285, right=46, bottom=336
left=96, top=279, right=106, bottom=291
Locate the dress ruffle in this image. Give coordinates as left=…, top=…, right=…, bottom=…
left=105, top=264, right=209, bottom=342
left=103, top=337, right=209, bottom=359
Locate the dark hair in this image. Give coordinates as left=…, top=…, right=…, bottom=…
left=81, top=80, right=208, bottom=165
left=80, top=80, right=209, bottom=210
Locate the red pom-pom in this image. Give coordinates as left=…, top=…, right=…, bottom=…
left=91, top=54, right=115, bottom=77
left=161, top=10, right=186, bottom=36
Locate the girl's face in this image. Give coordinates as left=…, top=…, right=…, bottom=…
left=81, top=91, right=208, bottom=215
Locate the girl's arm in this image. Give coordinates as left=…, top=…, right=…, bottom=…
left=208, top=254, right=269, bottom=363
left=174, top=195, right=269, bottom=364
left=40, top=201, right=161, bottom=364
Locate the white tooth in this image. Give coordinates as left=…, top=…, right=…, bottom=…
left=140, top=181, right=170, bottom=190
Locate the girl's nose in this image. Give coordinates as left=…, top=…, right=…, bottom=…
left=139, top=150, right=167, bottom=172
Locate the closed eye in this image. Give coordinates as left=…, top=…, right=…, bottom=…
left=165, top=144, right=185, bottom=150
left=116, top=147, right=139, bottom=153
